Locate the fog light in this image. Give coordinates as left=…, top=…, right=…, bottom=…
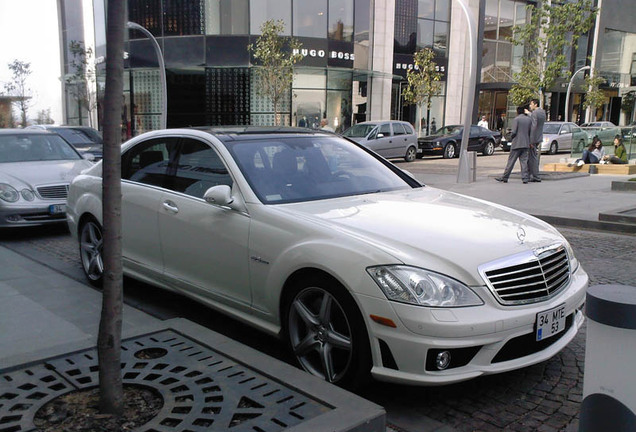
left=6, top=215, right=23, bottom=222
left=436, top=351, right=451, bottom=370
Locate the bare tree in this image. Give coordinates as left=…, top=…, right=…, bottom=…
left=66, top=41, right=98, bottom=127
left=4, top=60, right=33, bottom=126
left=98, top=0, right=126, bottom=417
left=35, top=108, right=55, bottom=125
left=248, top=20, right=303, bottom=126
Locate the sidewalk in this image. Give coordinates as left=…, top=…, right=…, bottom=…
left=409, top=170, right=636, bottom=233
left=0, top=246, right=386, bottom=432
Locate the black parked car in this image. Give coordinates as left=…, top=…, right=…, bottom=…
left=27, top=125, right=103, bottom=161
left=417, top=125, right=501, bottom=159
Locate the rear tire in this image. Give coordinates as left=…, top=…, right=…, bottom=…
left=443, top=143, right=456, bottom=159
left=483, top=140, right=495, bottom=156
left=79, top=217, right=103, bottom=287
left=283, top=274, right=371, bottom=389
left=404, top=146, right=417, bottom=162
left=549, top=141, right=558, bottom=155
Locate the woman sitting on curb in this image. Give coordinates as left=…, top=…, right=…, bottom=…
left=570, top=136, right=605, bottom=167
left=602, top=134, right=628, bottom=164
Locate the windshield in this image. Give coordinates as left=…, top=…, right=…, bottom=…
left=226, top=136, right=413, bottom=204
left=543, top=124, right=562, bottom=135
left=49, top=128, right=100, bottom=146
left=432, top=126, right=462, bottom=136
left=0, top=134, right=82, bottom=163
left=342, top=124, right=377, bottom=138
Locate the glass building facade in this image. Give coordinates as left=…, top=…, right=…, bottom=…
left=93, top=0, right=373, bottom=137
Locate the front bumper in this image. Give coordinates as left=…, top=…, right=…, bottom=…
left=417, top=142, right=444, bottom=155
left=0, top=202, right=67, bottom=227
left=357, top=264, right=588, bottom=385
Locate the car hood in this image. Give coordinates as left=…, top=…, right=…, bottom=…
left=277, top=187, right=564, bottom=285
left=0, top=160, right=93, bottom=188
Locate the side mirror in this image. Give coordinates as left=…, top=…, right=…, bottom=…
left=203, top=185, right=234, bottom=207
left=376, top=133, right=385, bottom=138
left=83, top=153, right=96, bottom=162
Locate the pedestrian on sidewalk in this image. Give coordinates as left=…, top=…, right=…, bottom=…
left=496, top=105, right=531, bottom=184
left=527, top=98, right=545, bottom=182
left=602, top=134, right=628, bottom=164
left=478, top=115, right=489, bottom=129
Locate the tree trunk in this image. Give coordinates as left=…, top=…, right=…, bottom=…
left=98, top=0, right=126, bottom=417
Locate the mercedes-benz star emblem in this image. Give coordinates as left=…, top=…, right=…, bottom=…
left=516, top=227, right=527, bottom=243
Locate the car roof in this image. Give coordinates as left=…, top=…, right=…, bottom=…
left=0, top=128, right=58, bottom=136
left=189, top=126, right=333, bottom=142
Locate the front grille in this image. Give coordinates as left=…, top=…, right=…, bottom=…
left=479, top=244, right=571, bottom=305
left=37, top=184, right=69, bottom=199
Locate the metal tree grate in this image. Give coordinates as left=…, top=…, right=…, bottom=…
left=0, top=330, right=331, bottom=432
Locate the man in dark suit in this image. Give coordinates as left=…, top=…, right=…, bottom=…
left=527, top=98, right=546, bottom=182
left=496, top=106, right=531, bottom=183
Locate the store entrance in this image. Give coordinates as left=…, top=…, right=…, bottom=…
left=478, top=90, right=509, bottom=132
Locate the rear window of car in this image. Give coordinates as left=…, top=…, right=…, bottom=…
left=342, top=124, right=376, bottom=138
left=393, top=123, right=407, bottom=135
left=0, top=134, right=82, bottom=162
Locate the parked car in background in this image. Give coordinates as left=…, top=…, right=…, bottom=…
left=540, top=122, right=588, bottom=154
left=342, top=120, right=418, bottom=162
left=580, top=121, right=619, bottom=147
left=0, top=129, right=93, bottom=227
left=67, top=127, right=587, bottom=386
left=27, top=125, right=103, bottom=161
left=417, top=125, right=500, bottom=158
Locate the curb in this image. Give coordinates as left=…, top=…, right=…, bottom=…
left=533, top=214, right=636, bottom=234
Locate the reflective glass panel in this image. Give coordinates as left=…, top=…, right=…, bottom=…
left=417, top=19, right=434, bottom=51
left=293, top=0, right=327, bottom=38
left=250, top=0, right=291, bottom=35
left=433, top=21, right=448, bottom=57
left=418, top=0, right=434, bottom=19
left=329, top=0, right=354, bottom=41
left=498, top=0, right=514, bottom=41
left=435, top=0, right=450, bottom=22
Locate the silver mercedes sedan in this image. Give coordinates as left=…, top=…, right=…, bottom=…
left=67, top=127, right=588, bottom=387
left=0, top=129, right=93, bottom=227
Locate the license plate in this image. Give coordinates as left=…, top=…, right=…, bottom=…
left=536, top=304, right=566, bottom=341
left=49, top=204, right=66, bottom=214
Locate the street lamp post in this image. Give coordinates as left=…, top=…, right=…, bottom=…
left=126, top=21, right=167, bottom=130
left=455, top=0, right=478, bottom=184
left=564, top=65, right=591, bottom=123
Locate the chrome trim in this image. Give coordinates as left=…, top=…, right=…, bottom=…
left=478, top=243, right=571, bottom=305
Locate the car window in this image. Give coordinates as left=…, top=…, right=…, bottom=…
left=393, top=123, right=407, bottom=135
left=378, top=123, right=392, bottom=137
left=169, top=138, right=233, bottom=199
left=0, top=134, right=81, bottom=163
left=543, top=124, right=561, bottom=134
left=342, top=124, right=376, bottom=138
left=122, top=137, right=178, bottom=188
left=226, top=136, right=411, bottom=204
left=470, top=126, right=480, bottom=135
left=561, top=124, right=571, bottom=134
left=402, top=123, right=414, bottom=135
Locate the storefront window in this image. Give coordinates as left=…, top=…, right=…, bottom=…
left=484, top=0, right=498, bottom=40
left=435, top=0, right=450, bottom=22
left=433, top=21, right=448, bottom=57
left=329, top=0, right=354, bottom=42
left=205, top=0, right=248, bottom=35
left=417, top=19, right=434, bottom=50
left=293, top=0, right=327, bottom=38
left=293, top=89, right=325, bottom=128
left=418, top=0, right=434, bottom=19
left=250, top=0, right=291, bottom=35
left=498, top=0, right=514, bottom=41
left=394, top=0, right=417, bottom=54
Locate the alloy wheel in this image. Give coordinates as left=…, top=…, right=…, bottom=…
left=288, top=287, right=353, bottom=383
left=80, top=220, right=103, bottom=284
left=405, top=146, right=417, bottom=162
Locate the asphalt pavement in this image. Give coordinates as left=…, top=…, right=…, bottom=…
left=0, top=163, right=634, bottom=432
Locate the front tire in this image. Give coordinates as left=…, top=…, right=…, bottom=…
left=79, top=218, right=104, bottom=287
left=443, top=143, right=456, bottom=159
left=483, top=140, right=495, bottom=156
left=549, top=141, right=558, bottom=155
left=404, top=146, right=417, bottom=162
left=284, top=275, right=370, bottom=388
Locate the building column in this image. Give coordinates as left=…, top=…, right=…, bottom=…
left=369, top=0, right=395, bottom=121
left=445, top=0, right=480, bottom=125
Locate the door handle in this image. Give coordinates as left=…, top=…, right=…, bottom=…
left=162, top=200, right=179, bottom=213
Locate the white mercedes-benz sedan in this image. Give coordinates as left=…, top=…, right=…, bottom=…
left=67, top=127, right=587, bottom=386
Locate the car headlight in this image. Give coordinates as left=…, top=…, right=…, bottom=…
left=367, top=265, right=484, bottom=307
left=564, top=240, right=579, bottom=273
left=543, top=137, right=550, bottom=144
left=21, top=189, right=35, bottom=201
left=0, top=183, right=20, bottom=202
